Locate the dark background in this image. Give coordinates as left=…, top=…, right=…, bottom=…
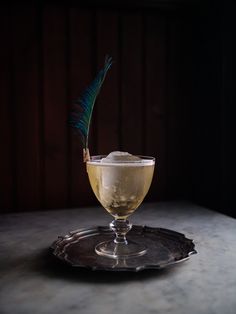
left=0, top=0, right=235, bottom=217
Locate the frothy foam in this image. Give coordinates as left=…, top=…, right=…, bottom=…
left=87, top=151, right=154, bottom=166
left=101, top=151, right=141, bottom=163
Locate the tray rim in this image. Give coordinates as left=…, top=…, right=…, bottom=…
left=51, top=225, right=197, bottom=272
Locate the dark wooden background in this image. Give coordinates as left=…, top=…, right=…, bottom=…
left=0, top=0, right=235, bottom=217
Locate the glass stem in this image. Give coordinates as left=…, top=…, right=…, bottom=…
left=110, top=219, right=132, bottom=245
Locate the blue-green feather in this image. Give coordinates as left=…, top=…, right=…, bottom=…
left=69, top=56, right=113, bottom=149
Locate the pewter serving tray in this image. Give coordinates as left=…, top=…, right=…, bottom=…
left=51, top=225, right=196, bottom=272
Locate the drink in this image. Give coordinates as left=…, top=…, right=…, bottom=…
left=87, top=152, right=155, bottom=258
left=87, top=158, right=155, bottom=219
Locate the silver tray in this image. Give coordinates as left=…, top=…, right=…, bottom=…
left=51, top=225, right=197, bottom=272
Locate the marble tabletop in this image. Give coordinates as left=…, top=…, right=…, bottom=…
left=0, top=201, right=236, bottom=314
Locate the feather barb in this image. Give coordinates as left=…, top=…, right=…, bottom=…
left=69, top=56, right=113, bottom=162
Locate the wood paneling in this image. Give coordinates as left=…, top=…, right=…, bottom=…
left=166, top=15, right=192, bottom=199
left=43, top=4, right=68, bottom=208
left=145, top=13, right=167, bottom=200
left=68, top=8, right=95, bottom=206
left=96, top=10, right=120, bottom=154
left=0, top=6, right=14, bottom=211
left=120, top=12, right=143, bottom=154
left=12, top=5, right=41, bottom=210
left=0, top=3, right=195, bottom=212
left=191, top=5, right=222, bottom=209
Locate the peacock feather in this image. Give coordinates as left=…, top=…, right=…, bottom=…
left=69, top=56, right=113, bottom=161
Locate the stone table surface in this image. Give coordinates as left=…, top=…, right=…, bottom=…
left=0, top=201, right=236, bottom=314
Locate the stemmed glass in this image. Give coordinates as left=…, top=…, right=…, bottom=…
left=86, top=154, right=155, bottom=259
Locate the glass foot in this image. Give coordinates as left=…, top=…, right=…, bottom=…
left=95, top=239, right=147, bottom=259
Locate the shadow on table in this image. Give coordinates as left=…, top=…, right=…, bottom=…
left=33, top=248, right=182, bottom=284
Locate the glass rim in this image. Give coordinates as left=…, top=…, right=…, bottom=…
left=87, top=155, right=155, bottom=165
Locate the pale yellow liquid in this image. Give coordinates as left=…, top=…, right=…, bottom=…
left=87, top=161, right=155, bottom=219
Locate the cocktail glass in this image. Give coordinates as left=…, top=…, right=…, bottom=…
left=86, top=155, right=155, bottom=259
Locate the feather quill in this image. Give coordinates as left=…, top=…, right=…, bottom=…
left=69, top=56, right=113, bottom=161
